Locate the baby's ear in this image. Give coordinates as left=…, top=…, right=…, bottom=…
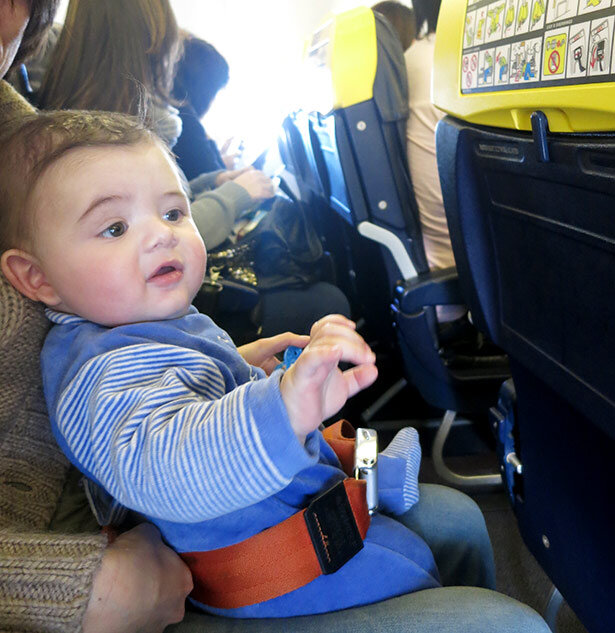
left=0, top=249, right=62, bottom=306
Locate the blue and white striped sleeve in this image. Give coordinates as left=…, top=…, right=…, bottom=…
left=54, top=343, right=317, bottom=523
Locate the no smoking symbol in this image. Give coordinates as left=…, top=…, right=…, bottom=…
left=549, top=50, right=560, bottom=73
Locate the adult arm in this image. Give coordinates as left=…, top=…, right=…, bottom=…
left=189, top=180, right=253, bottom=250
left=0, top=529, right=107, bottom=633
left=81, top=523, right=192, bottom=633
left=189, top=169, right=225, bottom=194
left=0, top=525, right=192, bottom=633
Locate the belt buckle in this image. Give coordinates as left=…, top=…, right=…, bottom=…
left=304, top=479, right=364, bottom=574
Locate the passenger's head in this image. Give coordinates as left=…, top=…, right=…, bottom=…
left=372, top=1, right=416, bottom=52
left=174, top=33, right=229, bottom=119
left=1, top=0, right=59, bottom=78
left=38, top=0, right=181, bottom=118
left=0, top=110, right=207, bottom=327
left=412, top=0, right=441, bottom=35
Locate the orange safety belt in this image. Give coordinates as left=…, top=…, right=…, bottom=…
left=322, top=418, right=357, bottom=475
left=180, top=420, right=369, bottom=609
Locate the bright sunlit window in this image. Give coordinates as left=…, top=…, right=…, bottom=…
left=169, top=0, right=374, bottom=162
left=53, top=1, right=396, bottom=162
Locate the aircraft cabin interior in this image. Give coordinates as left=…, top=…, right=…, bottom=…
left=0, top=1, right=613, bottom=632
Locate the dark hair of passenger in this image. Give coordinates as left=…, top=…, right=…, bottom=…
left=10, top=0, right=60, bottom=69
left=412, top=0, right=441, bottom=35
left=38, top=0, right=182, bottom=118
left=173, top=34, right=230, bottom=119
left=371, top=1, right=416, bottom=52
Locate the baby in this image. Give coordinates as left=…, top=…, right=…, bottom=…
left=0, top=110, right=439, bottom=618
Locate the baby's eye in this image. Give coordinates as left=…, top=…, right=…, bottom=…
left=100, top=222, right=127, bottom=238
left=164, top=208, right=184, bottom=222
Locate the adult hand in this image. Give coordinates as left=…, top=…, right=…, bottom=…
left=82, top=523, right=193, bottom=633
left=238, top=331, right=309, bottom=375
left=280, top=315, right=378, bottom=444
left=233, top=167, right=276, bottom=203
left=215, top=166, right=251, bottom=186
left=219, top=137, right=244, bottom=169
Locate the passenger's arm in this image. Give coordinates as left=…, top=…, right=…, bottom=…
left=189, top=169, right=225, bottom=194
left=82, top=523, right=192, bottom=633
left=54, top=344, right=319, bottom=522
left=0, top=530, right=107, bottom=633
left=190, top=181, right=253, bottom=250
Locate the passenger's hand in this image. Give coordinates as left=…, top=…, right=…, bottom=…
left=233, top=167, right=276, bottom=203
left=215, top=166, right=251, bottom=186
left=238, top=332, right=309, bottom=375
left=280, top=315, right=378, bottom=444
left=82, top=523, right=193, bottom=633
left=220, top=137, right=243, bottom=169
left=222, top=151, right=242, bottom=170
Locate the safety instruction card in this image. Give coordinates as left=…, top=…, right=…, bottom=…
left=462, top=0, right=615, bottom=92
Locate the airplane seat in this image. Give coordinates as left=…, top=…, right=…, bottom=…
left=279, top=112, right=327, bottom=203
left=433, top=2, right=615, bottom=630
left=296, top=7, right=508, bottom=486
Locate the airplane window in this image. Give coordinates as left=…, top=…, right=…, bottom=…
left=53, top=0, right=379, bottom=160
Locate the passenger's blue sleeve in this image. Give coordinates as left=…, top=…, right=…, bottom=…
left=53, top=343, right=319, bottom=523
left=377, top=427, right=421, bottom=515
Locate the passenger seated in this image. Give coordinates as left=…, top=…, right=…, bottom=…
left=371, top=0, right=416, bottom=53
left=403, top=0, right=455, bottom=274
left=0, top=5, right=551, bottom=631
left=172, top=33, right=236, bottom=180
left=0, top=100, right=548, bottom=633
left=373, top=0, right=465, bottom=323
left=168, top=31, right=353, bottom=337
left=0, top=2, right=193, bottom=631
left=0, top=109, right=446, bottom=618
left=29, top=0, right=351, bottom=337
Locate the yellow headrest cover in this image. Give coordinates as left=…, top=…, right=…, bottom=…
left=304, top=6, right=378, bottom=111
left=433, top=0, right=615, bottom=132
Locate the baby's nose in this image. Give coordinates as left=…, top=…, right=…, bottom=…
left=146, top=220, right=178, bottom=250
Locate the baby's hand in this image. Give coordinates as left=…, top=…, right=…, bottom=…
left=233, top=168, right=276, bottom=203
left=238, top=332, right=309, bottom=375
left=280, top=315, right=378, bottom=444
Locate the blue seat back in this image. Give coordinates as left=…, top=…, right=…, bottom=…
left=300, top=9, right=429, bottom=283
left=437, top=115, right=615, bottom=633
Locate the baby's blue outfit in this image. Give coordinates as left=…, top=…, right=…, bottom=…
left=41, top=307, right=440, bottom=618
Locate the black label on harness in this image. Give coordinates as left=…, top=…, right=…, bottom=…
left=304, top=480, right=364, bottom=574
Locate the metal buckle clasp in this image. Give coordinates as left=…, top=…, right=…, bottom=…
left=354, top=428, right=378, bottom=515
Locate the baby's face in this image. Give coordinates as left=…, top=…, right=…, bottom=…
left=29, top=141, right=207, bottom=326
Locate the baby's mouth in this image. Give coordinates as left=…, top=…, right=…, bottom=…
left=148, top=261, right=184, bottom=283
left=154, top=265, right=176, bottom=277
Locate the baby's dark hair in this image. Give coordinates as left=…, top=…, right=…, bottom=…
left=0, top=109, right=165, bottom=252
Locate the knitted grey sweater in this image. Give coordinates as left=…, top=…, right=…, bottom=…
left=0, top=80, right=107, bottom=633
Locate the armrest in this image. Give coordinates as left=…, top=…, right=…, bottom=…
left=395, top=267, right=464, bottom=313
